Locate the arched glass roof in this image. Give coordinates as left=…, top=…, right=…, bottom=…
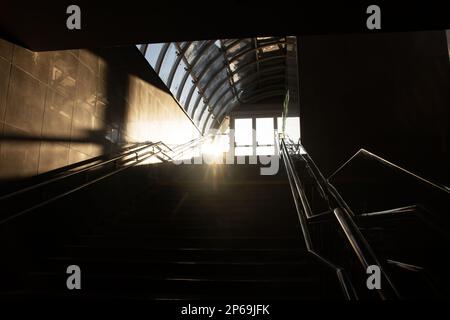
left=138, top=36, right=298, bottom=134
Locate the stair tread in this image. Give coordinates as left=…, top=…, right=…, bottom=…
left=30, top=271, right=317, bottom=283
left=3, top=162, right=344, bottom=300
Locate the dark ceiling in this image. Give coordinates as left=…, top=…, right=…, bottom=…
left=1, top=2, right=449, bottom=51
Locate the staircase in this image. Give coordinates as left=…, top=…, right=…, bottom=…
left=1, top=160, right=344, bottom=301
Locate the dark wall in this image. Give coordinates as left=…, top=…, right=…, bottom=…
left=298, top=31, right=450, bottom=185
left=0, top=38, right=199, bottom=181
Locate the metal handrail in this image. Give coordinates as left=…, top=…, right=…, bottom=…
left=277, top=136, right=358, bottom=300
left=176, top=134, right=214, bottom=151
left=328, top=149, right=450, bottom=194
left=0, top=146, right=162, bottom=225
left=0, top=141, right=171, bottom=201
left=301, top=142, right=400, bottom=299
left=279, top=137, right=400, bottom=300
left=169, top=134, right=215, bottom=161
left=357, top=204, right=450, bottom=240
left=0, top=136, right=208, bottom=225
left=359, top=205, right=418, bottom=218
left=284, top=142, right=314, bottom=219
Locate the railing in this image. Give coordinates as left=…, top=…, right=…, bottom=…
left=0, top=142, right=171, bottom=202
left=277, top=135, right=357, bottom=300
left=278, top=135, right=400, bottom=300
left=0, top=136, right=211, bottom=225
left=168, top=134, right=214, bottom=161
left=327, top=148, right=450, bottom=232
left=328, top=149, right=450, bottom=195
left=356, top=204, right=450, bottom=239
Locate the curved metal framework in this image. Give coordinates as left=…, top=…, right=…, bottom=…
left=198, top=72, right=286, bottom=131
left=139, top=36, right=296, bottom=133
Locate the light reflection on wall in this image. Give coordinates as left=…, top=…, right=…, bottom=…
left=125, top=74, right=200, bottom=147
left=447, top=30, right=450, bottom=59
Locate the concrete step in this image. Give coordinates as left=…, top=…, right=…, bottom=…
left=27, top=272, right=321, bottom=300
left=61, top=246, right=310, bottom=262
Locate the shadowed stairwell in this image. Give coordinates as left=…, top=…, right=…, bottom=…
left=0, top=28, right=449, bottom=303
left=0, top=136, right=449, bottom=301
left=0, top=160, right=345, bottom=300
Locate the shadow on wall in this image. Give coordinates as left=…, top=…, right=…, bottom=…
left=0, top=39, right=200, bottom=187
left=0, top=39, right=129, bottom=186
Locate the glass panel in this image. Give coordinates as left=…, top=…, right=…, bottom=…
left=227, top=39, right=252, bottom=60
left=256, top=118, right=274, bottom=146
left=217, top=97, right=238, bottom=119
left=187, top=89, right=200, bottom=115
left=234, top=118, right=252, bottom=146
left=261, top=43, right=282, bottom=53
left=285, top=117, right=300, bottom=141
left=211, top=85, right=231, bottom=107
left=230, top=49, right=253, bottom=71
left=199, top=112, right=210, bottom=131
left=277, top=117, right=300, bottom=141
left=204, top=116, right=214, bottom=133
left=204, top=70, right=228, bottom=97
left=136, top=44, right=145, bottom=52
left=215, top=91, right=233, bottom=111
left=180, top=76, right=195, bottom=107
left=196, top=49, right=223, bottom=88
left=235, top=147, right=253, bottom=156
left=145, top=43, right=164, bottom=68
left=170, top=59, right=187, bottom=97
left=185, top=41, right=207, bottom=64
left=216, top=131, right=230, bottom=153
left=256, top=146, right=275, bottom=155
left=194, top=100, right=206, bottom=122
left=257, top=36, right=274, bottom=41
left=192, top=44, right=220, bottom=81
left=159, top=43, right=178, bottom=83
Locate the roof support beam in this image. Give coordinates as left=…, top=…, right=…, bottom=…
left=190, top=55, right=286, bottom=116
left=186, top=39, right=243, bottom=118
left=174, top=42, right=214, bottom=114
left=198, top=66, right=287, bottom=121
left=176, top=40, right=215, bottom=100
left=201, top=83, right=286, bottom=133
left=214, top=84, right=286, bottom=122
left=227, top=39, right=286, bottom=64
left=166, top=42, right=192, bottom=89
left=220, top=39, right=240, bottom=104
left=154, top=43, right=171, bottom=74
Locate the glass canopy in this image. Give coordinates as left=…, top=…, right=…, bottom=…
left=137, top=36, right=298, bottom=134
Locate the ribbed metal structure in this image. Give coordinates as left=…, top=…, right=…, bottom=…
left=138, top=36, right=298, bottom=133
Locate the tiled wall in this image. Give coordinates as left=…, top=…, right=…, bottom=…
left=0, top=38, right=200, bottom=180
left=447, top=30, right=450, bottom=58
